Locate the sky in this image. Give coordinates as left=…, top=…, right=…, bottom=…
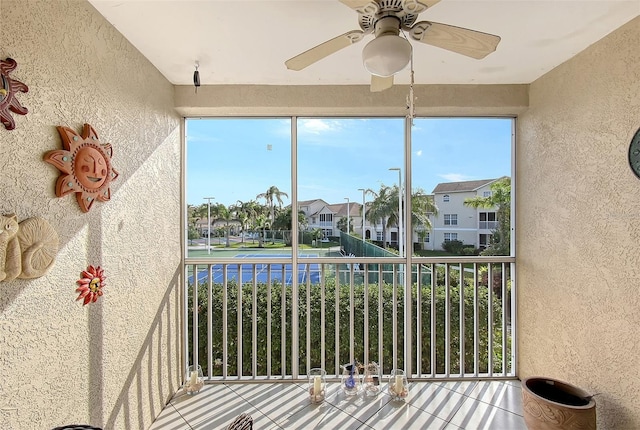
left=186, top=117, right=512, bottom=208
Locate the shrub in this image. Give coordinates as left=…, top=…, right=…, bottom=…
left=442, top=239, right=464, bottom=254
left=187, top=271, right=509, bottom=377
left=462, top=245, right=480, bottom=256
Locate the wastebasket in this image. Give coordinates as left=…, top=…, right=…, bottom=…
left=522, top=376, right=596, bottom=430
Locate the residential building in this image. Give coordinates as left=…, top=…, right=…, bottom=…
left=298, top=198, right=332, bottom=237
left=429, top=178, right=506, bottom=251
left=300, top=200, right=364, bottom=239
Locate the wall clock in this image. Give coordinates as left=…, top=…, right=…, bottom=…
left=0, top=58, right=29, bottom=130
left=629, top=127, right=640, bottom=179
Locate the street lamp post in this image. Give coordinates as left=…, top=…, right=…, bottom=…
left=389, top=168, right=402, bottom=257
left=358, top=188, right=366, bottom=243
left=344, top=197, right=350, bottom=234
left=204, top=197, right=215, bottom=254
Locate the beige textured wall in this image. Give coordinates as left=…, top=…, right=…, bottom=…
left=517, top=16, right=640, bottom=429
left=0, top=1, right=181, bottom=429
left=175, top=83, right=529, bottom=117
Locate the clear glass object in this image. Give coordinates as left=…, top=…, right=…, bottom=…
left=388, top=368, right=408, bottom=400
left=361, top=362, right=381, bottom=397
left=308, top=368, right=327, bottom=403
left=341, top=362, right=360, bottom=396
left=185, top=364, right=204, bottom=395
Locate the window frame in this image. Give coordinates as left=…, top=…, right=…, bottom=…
left=184, top=116, right=515, bottom=258
left=444, top=214, right=458, bottom=226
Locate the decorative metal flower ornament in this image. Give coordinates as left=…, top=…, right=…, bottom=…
left=0, top=58, right=29, bottom=130
left=76, top=265, right=105, bottom=305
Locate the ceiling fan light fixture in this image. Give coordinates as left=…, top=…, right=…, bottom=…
left=362, top=34, right=412, bottom=77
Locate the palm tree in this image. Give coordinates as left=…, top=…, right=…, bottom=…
left=272, top=207, right=306, bottom=246
left=213, top=203, right=236, bottom=248
left=187, top=204, right=206, bottom=244
left=311, top=227, right=323, bottom=246
left=250, top=202, right=269, bottom=244
left=233, top=200, right=260, bottom=244
left=410, top=189, right=438, bottom=230
left=336, top=216, right=353, bottom=233
left=365, top=185, right=393, bottom=247
left=188, top=203, right=209, bottom=237
left=254, top=214, right=270, bottom=248
left=464, top=177, right=511, bottom=256
left=366, top=184, right=438, bottom=250
left=256, top=185, right=289, bottom=224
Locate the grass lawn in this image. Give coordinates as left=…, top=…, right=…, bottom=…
left=187, top=246, right=339, bottom=258
left=187, top=240, right=453, bottom=258
left=413, top=250, right=455, bottom=257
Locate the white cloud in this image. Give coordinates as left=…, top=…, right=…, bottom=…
left=439, top=173, right=473, bottom=182
left=187, top=133, right=221, bottom=144
left=415, top=150, right=423, bottom=156
left=299, top=119, right=341, bottom=134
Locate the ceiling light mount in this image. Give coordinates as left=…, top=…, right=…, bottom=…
left=358, top=0, right=421, bottom=33
left=362, top=17, right=412, bottom=77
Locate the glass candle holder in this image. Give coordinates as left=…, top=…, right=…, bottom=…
left=388, top=369, right=408, bottom=400
left=185, top=364, right=204, bottom=395
left=341, top=363, right=360, bottom=396
left=362, top=362, right=381, bottom=397
left=308, top=368, right=327, bottom=403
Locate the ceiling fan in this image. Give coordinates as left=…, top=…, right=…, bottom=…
left=285, top=0, right=501, bottom=92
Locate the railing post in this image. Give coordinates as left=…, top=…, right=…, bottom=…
left=207, top=264, right=213, bottom=379
left=192, top=265, right=199, bottom=377
left=459, top=262, right=465, bottom=376
left=487, top=263, right=494, bottom=377
left=237, top=264, right=243, bottom=378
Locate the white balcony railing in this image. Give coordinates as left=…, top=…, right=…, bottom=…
left=479, top=221, right=499, bottom=230
left=183, top=256, right=515, bottom=382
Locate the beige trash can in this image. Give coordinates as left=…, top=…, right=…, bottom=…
left=522, top=377, right=596, bottom=430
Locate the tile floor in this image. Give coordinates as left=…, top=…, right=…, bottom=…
left=149, top=379, right=526, bottom=430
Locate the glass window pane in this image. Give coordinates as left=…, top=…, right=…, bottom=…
left=411, top=118, right=512, bottom=256
left=186, top=118, right=292, bottom=257
left=296, top=117, right=404, bottom=257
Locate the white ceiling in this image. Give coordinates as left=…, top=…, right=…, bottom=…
left=89, top=0, right=639, bottom=87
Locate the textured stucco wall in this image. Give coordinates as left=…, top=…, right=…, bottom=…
left=0, top=1, right=181, bottom=429
left=175, top=83, right=529, bottom=117
left=517, top=16, right=640, bottom=429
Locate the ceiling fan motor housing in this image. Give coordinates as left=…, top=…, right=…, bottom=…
left=362, top=16, right=412, bottom=77
left=358, top=0, right=423, bottom=33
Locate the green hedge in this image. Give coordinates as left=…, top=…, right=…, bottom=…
left=188, top=267, right=510, bottom=377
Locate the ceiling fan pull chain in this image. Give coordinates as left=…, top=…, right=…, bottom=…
left=406, top=48, right=416, bottom=124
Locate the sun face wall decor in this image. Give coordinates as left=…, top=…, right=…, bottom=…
left=44, top=124, right=119, bottom=212
left=0, top=58, right=29, bottom=131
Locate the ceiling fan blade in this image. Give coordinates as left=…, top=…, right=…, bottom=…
left=419, top=0, right=442, bottom=8
left=339, top=0, right=378, bottom=14
left=370, top=74, right=393, bottom=92
left=409, top=21, right=500, bottom=59
left=402, top=0, right=442, bottom=13
left=285, top=30, right=365, bottom=71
